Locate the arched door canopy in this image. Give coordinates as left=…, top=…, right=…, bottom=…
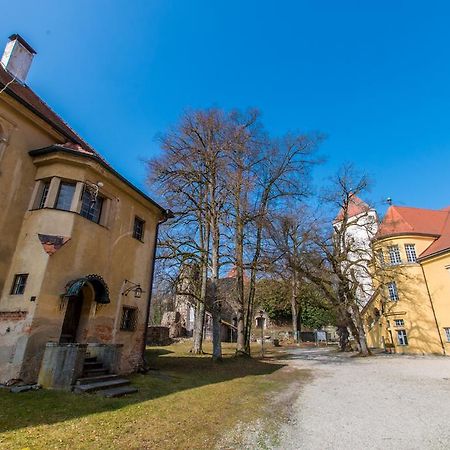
left=64, top=274, right=110, bottom=304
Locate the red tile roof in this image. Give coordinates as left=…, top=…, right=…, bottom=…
left=334, top=194, right=371, bottom=222
left=377, top=205, right=450, bottom=260
left=0, top=64, right=98, bottom=156
left=0, top=64, right=168, bottom=214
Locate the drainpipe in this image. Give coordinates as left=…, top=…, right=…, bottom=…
left=139, top=209, right=173, bottom=372
left=420, top=263, right=446, bottom=356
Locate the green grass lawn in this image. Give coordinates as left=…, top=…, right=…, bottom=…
left=0, top=342, right=308, bottom=450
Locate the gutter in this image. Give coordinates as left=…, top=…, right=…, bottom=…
left=139, top=209, right=174, bottom=371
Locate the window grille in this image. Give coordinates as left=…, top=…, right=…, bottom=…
left=80, top=189, right=104, bottom=224
left=133, top=217, right=145, bottom=241
left=397, top=329, right=408, bottom=346
left=120, top=307, right=138, bottom=331
left=387, top=281, right=399, bottom=301
left=404, top=244, right=417, bottom=263
left=10, top=274, right=28, bottom=295
left=394, top=319, right=404, bottom=327
left=388, top=245, right=402, bottom=265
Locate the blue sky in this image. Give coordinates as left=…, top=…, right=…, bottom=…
left=3, top=1, right=450, bottom=212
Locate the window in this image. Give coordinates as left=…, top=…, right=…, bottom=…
left=133, top=216, right=145, bottom=241
left=388, top=245, right=402, bottom=265
left=37, top=181, right=50, bottom=209
left=55, top=182, right=76, bottom=211
left=397, top=329, right=408, bottom=346
left=10, top=274, right=28, bottom=295
left=387, top=281, right=399, bottom=301
left=80, top=189, right=104, bottom=224
left=394, top=319, right=404, bottom=327
left=444, top=328, right=450, bottom=343
left=404, top=244, right=417, bottom=263
left=120, top=307, right=138, bottom=331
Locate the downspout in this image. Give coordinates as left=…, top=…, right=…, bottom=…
left=139, top=209, right=173, bottom=372
left=420, top=263, right=446, bottom=356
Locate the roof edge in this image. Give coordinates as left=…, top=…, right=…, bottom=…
left=373, top=231, right=440, bottom=242
left=0, top=80, right=93, bottom=152
left=418, top=247, right=450, bottom=263
left=29, top=145, right=169, bottom=216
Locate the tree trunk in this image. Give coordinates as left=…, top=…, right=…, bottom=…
left=235, top=204, right=247, bottom=355
left=210, top=200, right=222, bottom=361
left=191, top=215, right=209, bottom=355
left=350, top=302, right=371, bottom=356
left=191, top=260, right=207, bottom=354
left=291, top=273, right=300, bottom=343
left=336, top=325, right=349, bottom=351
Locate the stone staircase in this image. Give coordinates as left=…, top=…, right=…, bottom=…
left=73, top=355, right=138, bottom=398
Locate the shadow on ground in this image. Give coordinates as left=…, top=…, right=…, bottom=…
left=274, top=346, right=370, bottom=365
left=0, top=346, right=286, bottom=434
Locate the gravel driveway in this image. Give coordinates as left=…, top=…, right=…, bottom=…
left=275, top=347, right=450, bottom=449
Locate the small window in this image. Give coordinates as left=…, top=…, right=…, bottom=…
left=387, top=281, right=399, bottom=301
left=394, top=319, right=404, bottom=327
left=397, top=329, right=408, bottom=346
left=10, top=274, right=28, bottom=295
left=37, top=181, right=50, bottom=209
left=404, top=244, right=417, bottom=263
left=133, top=217, right=145, bottom=241
left=444, top=328, right=450, bottom=343
left=120, top=307, right=138, bottom=331
left=388, top=245, right=402, bottom=265
left=80, top=189, right=104, bottom=224
left=55, top=182, right=76, bottom=211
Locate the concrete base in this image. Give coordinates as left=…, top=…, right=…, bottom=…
left=87, top=343, right=123, bottom=374
left=38, top=342, right=87, bottom=390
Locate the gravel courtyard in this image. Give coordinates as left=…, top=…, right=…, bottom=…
left=276, top=347, right=450, bottom=449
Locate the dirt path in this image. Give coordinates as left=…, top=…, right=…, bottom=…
left=275, top=347, right=450, bottom=449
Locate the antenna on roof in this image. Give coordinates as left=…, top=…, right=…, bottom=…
left=386, top=197, right=392, bottom=205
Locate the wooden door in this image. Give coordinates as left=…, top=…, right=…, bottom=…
left=60, top=295, right=84, bottom=343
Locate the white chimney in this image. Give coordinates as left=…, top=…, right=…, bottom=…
left=1, top=34, right=36, bottom=83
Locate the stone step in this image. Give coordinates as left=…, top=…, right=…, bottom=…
left=84, top=356, right=97, bottom=363
left=83, top=368, right=109, bottom=377
left=97, top=386, right=139, bottom=398
left=75, top=374, right=119, bottom=385
left=73, top=378, right=130, bottom=394
left=83, top=361, right=103, bottom=370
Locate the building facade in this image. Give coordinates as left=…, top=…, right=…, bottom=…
left=0, top=34, right=169, bottom=384
left=363, top=205, right=450, bottom=355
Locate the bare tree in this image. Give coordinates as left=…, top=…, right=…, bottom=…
left=237, top=135, right=320, bottom=354
left=148, top=109, right=229, bottom=359
left=298, top=166, right=379, bottom=355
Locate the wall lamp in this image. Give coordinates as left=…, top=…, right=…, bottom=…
left=122, top=279, right=144, bottom=299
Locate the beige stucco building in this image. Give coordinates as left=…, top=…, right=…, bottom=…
left=363, top=204, right=450, bottom=355
left=0, top=34, right=170, bottom=385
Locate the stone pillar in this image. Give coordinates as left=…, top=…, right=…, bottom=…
left=38, top=342, right=87, bottom=390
